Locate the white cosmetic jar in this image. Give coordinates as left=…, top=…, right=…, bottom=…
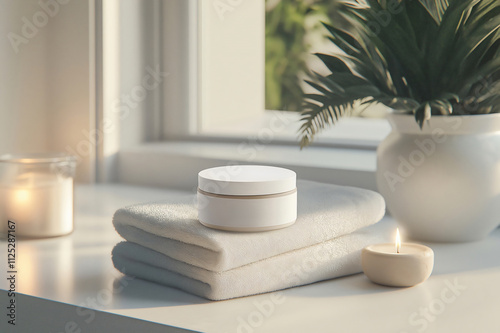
left=197, top=165, right=297, bottom=232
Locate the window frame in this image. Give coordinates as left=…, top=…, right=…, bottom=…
left=162, top=0, right=389, bottom=148
left=98, top=0, right=387, bottom=189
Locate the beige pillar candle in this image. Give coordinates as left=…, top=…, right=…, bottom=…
left=361, top=229, right=434, bottom=287
left=0, top=153, right=75, bottom=238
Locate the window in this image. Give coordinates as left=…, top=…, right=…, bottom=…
left=103, top=0, right=384, bottom=189
left=195, top=0, right=390, bottom=147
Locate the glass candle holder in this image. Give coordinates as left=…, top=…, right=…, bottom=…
left=0, top=153, right=76, bottom=238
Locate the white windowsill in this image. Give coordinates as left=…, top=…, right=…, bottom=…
left=118, top=141, right=379, bottom=192
left=2, top=184, right=499, bottom=332
left=199, top=111, right=391, bottom=149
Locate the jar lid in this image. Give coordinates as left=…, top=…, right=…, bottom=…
left=198, top=165, right=296, bottom=196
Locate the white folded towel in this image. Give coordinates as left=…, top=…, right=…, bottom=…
left=113, top=180, right=386, bottom=272
left=112, top=223, right=391, bottom=300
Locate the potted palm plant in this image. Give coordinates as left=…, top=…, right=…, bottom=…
left=299, top=0, right=500, bottom=242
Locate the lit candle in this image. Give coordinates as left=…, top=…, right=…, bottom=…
left=0, top=154, right=75, bottom=238
left=361, top=228, right=434, bottom=287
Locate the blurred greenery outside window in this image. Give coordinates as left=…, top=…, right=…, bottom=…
left=265, top=0, right=385, bottom=118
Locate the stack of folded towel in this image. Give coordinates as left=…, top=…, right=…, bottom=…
left=112, top=180, right=388, bottom=301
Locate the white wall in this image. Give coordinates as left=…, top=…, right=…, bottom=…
left=0, top=0, right=50, bottom=153
left=200, top=0, right=265, bottom=130
left=0, top=0, right=95, bottom=182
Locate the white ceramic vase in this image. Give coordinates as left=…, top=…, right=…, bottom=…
left=377, top=113, right=500, bottom=242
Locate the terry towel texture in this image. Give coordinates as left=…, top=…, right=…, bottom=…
left=112, top=180, right=387, bottom=300
left=113, top=180, right=386, bottom=272
left=112, top=223, right=390, bottom=300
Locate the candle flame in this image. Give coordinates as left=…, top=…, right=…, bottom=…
left=396, top=228, right=401, bottom=253
left=14, top=189, right=30, bottom=203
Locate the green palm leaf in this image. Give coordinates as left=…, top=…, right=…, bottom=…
left=300, top=0, right=500, bottom=146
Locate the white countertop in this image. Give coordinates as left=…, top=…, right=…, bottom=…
left=1, top=184, right=499, bottom=332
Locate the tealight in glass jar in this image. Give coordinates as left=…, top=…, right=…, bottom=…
left=0, top=153, right=76, bottom=238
